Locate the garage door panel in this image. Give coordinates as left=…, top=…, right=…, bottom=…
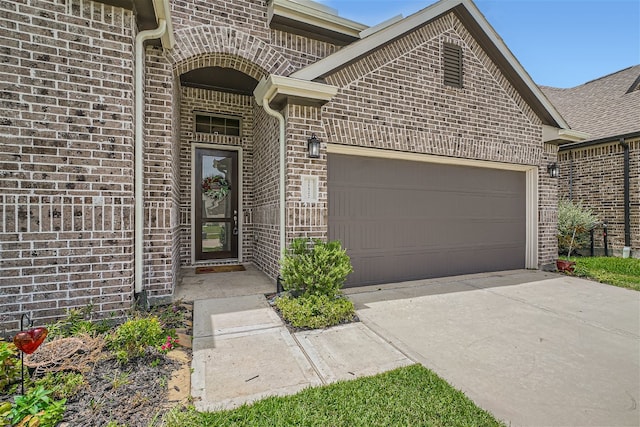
left=334, top=218, right=523, bottom=251
left=350, top=244, right=523, bottom=286
left=329, top=154, right=526, bottom=287
left=330, top=188, right=523, bottom=220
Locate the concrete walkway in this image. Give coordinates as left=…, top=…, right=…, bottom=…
left=191, top=294, right=412, bottom=411
left=190, top=269, right=640, bottom=426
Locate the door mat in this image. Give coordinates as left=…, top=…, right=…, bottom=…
left=195, top=265, right=246, bottom=274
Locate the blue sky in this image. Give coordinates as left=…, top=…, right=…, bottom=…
left=317, top=0, right=640, bottom=88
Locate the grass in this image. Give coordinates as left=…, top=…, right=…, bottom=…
left=163, top=364, right=504, bottom=427
left=572, top=256, right=640, bottom=291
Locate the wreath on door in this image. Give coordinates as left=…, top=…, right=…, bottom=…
left=202, top=175, right=230, bottom=201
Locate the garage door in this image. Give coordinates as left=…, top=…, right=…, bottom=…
left=328, top=154, right=526, bottom=287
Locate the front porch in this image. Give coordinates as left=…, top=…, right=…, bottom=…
left=175, top=263, right=275, bottom=302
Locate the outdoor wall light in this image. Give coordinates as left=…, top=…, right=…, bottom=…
left=307, top=134, right=321, bottom=158
left=547, top=162, right=559, bottom=178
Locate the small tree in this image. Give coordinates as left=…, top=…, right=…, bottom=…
left=557, top=199, right=599, bottom=257
left=280, top=238, right=353, bottom=299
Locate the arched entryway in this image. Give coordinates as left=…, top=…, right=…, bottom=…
left=169, top=27, right=294, bottom=278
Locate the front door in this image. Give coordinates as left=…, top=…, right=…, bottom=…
left=194, top=148, right=239, bottom=261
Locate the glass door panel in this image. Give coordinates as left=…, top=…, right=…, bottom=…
left=194, top=148, right=238, bottom=261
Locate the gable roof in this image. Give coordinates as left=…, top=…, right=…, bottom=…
left=291, top=0, right=569, bottom=129
left=541, top=65, right=640, bottom=142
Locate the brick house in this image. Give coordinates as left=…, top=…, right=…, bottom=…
left=0, top=0, right=583, bottom=332
left=542, top=65, right=640, bottom=257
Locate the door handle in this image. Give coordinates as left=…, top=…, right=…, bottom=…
left=233, top=209, right=238, bottom=235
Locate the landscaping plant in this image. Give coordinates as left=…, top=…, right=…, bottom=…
left=0, top=340, right=21, bottom=395
left=280, top=238, right=353, bottom=298
left=33, top=372, right=86, bottom=400
left=274, top=294, right=355, bottom=329
left=557, top=199, right=599, bottom=257
left=7, top=386, right=66, bottom=427
left=46, top=305, right=111, bottom=339
left=277, top=238, right=355, bottom=329
left=106, top=317, right=165, bottom=364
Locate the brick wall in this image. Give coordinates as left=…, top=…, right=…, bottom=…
left=558, top=138, right=639, bottom=256
left=171, top=0, right=270, bottom=39
left=143, top=45, right=181, bottom=302
left=0, top=0, right=135, bottom=333
left=271, top=29, right=340, bottom=70
left=252, top=104, right=280, bottom=279
left=284, top=105, right=327, bottom=242
left=169, top=0, right=339, bottom=74
left=323, top=13, right=542, bottom=165
left=539, top=144, right=559, bottom=266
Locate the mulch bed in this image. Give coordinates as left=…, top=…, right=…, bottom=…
left=2, top=302, right=194, bottom=427
left=60, top=351, right=179, bottom=427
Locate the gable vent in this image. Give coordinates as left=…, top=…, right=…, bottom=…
left=443, top=43, right=463, bottom=88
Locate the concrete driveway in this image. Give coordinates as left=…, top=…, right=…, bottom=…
left=346, top=270, right=640, bottom=427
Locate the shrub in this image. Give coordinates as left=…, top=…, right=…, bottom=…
left=274, top=294, right=356, bottom=329
left=107, top=317, right=165, bottom=364
left=0, top=340, right=21, bottom=395
left=34, top=372, right=86, bottom=400
left=280, top=238, right=353, bottom=298
left=8, top=386, right=66, bottom=427
left=46, top=305, right=111, bottom=339
left=558, top=199, right=599, bottom=256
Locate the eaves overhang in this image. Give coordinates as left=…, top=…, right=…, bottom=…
left=558, top=131, right=640, bottom=151
left=291, top=0, right=570, bottom=129
left=94, top=0, right=172, bottom=40
left=542, top=125, right=590, bottom=145
left=254, top=75, right=338, bottom=109
left=268, top=0, right=367, bottom=45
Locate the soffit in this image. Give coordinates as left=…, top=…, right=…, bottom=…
left=268, top=0, right=367, bottom=46
left=95, top=0, right=158, bottom=32
left=180, top=67, right=259, bottom=96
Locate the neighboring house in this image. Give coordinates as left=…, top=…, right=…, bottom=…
left=0, top=0, right=582, bottom=332
left=542, top=65, right=640, bottom=257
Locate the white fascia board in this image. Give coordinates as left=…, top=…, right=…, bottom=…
left=291, top=0, right=461, bottom=80
left=360, top=15, right=404, bottom=38
left=542, top=125, right=590, bottom=144
left=254, top=75, right=339, bottom=105
left=152, top=0, right=175, bottom=49
left=270, top=0, right=367, bottom=39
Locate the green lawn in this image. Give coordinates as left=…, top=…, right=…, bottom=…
left=572, top=257, right=640, bottom=291
left=163, top=365, right=504, bottom=427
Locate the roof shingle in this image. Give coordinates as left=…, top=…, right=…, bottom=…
left=540, top=65, right=640, bottom=141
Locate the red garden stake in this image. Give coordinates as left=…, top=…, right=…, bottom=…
left=13, top=313, right=48, bottom=395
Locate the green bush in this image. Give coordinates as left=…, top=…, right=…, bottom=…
left=107, top=317, right=165, bottom=364
left=0, top=340, right=21, bottom=395
left=274, top=294, right=356, bottom=329
left=34, top=372, right=86, bottom=400
left=280, top=238, right=353, bottom=298
left=558, top=199, right=599, bottom=256
left=46, top=305, right=111, bottom=339
left=8, top=386, right=66, bottom=427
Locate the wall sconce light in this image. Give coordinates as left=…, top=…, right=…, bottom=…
left=547, top=162, right=559, bottom=178
left=307, top=134, right=321, bottom=158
